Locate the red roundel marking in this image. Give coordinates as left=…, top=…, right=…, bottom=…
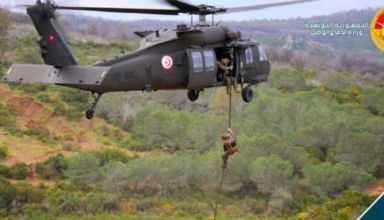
left=161, top=55, right=173, bottom=70
left=48, top=34, right=55, bottom=42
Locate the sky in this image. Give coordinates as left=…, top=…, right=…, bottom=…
left=1, top=0, right=384, bottom=21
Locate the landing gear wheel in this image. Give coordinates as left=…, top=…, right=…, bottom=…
left=85, top=92, right=103, bottom=120
left=188, top=89, right=200, bottom=102
left=85, top=108, right=95, bottom=120
left=242, top=87, right=254, bottom=103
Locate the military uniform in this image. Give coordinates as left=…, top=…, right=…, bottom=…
left=221, top=128, right=239, bottom=169
left=217, top=57, right=240, bottom=94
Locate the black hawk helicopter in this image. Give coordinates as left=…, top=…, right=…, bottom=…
left=3, top=0, right=315, bottom=119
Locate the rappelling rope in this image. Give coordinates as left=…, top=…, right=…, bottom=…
left=214, top=79, right=233, bottom=220
left=213, top=168, right=226, bottom=220
left=228, top=78, right=233, bottom=129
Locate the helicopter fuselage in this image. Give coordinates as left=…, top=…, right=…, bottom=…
left=3, top=0, right=279, bottom=119
left=69, top=25, right=270, bottom=94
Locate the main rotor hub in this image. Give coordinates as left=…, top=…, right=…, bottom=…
left=192, top=5, right=226, bottom=26
left=194, top=4, right=226, bottom=15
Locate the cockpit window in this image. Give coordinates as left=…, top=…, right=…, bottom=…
left=245, top=48, right=254, bottom=65
left=191, top=51, right=203, bottom=73
left=203, top=50, right=215, bottom=72
left=258, top=45, right=268, bottom=61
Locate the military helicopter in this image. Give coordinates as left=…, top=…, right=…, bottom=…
left=3, top=0, right=315, bottom=119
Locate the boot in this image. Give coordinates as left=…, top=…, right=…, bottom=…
left=233, top=78, right=241, bottom=93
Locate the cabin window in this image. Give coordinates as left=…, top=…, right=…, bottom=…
left=258, top=45, right=267, bottom=61
left=203, top=50, right=215, bottom=72
left=245, top=48, right=254, bottom=64
left=191, top=51, right=203, bottom=73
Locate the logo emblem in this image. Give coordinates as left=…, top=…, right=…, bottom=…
left=161, top=55, right=173, bottom=70
left=358, top=193, right=384, bottom=220
left=371, top=8, right=384, bottom=52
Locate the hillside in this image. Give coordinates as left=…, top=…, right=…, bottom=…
left=0, top=6, right=383, bottom=220
left=0, top=82, right=140, bottom=164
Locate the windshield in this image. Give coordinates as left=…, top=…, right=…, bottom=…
left=258, top=45, right=268, bottom=61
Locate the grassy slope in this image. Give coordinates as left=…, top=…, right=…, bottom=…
left=0, top=19, right=143, bottom=166
left=0, top=82, right=136, bottom=165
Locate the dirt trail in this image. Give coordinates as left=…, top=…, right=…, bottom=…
left=366, top=179, right=384, bottom=196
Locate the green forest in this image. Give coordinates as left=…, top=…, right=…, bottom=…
left=0, top=7, right=384, bottom=220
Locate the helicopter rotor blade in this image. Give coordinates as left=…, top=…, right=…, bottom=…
left=224, top=0, right=316, bottom=14
left=16, top=4, right=34, bottom=8
left=165, top=0, right=200, bottom=14
left=19, top=0, right=317, bottom=16
left=17, top=2, right=181, bottom=15
left=53, top=6, right=181, bottom=15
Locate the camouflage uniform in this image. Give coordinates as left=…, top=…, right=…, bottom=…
left=217, top=58, right=238, bottom=94
left=221, top=128, right=239, bottom=169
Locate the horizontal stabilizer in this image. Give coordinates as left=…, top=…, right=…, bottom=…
left=3, top=64, right=111, bottom=85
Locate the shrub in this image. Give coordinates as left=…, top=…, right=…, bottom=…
left=11, top=83, right=47, bottom=94
left=331, top=132, right=384, bottom=174
left=0, top=165, right=11, bottom=178
left=118, top=136, right=145, bottom=151
left=37, top=93, right=53, bottom=103
left=360, top=86, right=384, bottom=115
left=322, top=72, right=355, bottom=93
left=269, top=68, right=310, bottom=92
left=86, top=193, right=120, bottom=213
left=56, top=192, right=119, bottom=215
left=132, top=105, right=224, bottom=152
left=24, top=126, right=52, bottom=143
left=63, top=108, right=83, bottom=121
left=101, top=161, right=129, bottom=194
left=268, top=188, right=293, bottom=215
left=64, top=153, right=101, bottom=186
left=94, top=149, right=131, bottom=166
left=132, top=106, right=173, bottom=150
left=0, top=144, right=9, bottom=160
left=0, top=163, right=28, bottom=180
left=53, top=102, right=66, bottom=115
left=0, top=8, right=11, bottom=59
left=0, top=103, right=17, bottom=128
left=59, top=89, right=88, bottom=110
left=239, top=134, right=308, bottom=170
left=305, top=190, right=374, bottom=220
left=249, top=155, right=294, bottom=194
left=131, top=105, right=191, bottom=151
left=35, top=154, right=68, bottom=179
left=294, top=121, right=343, bottom=150
left=303, top=162, right=375, bottom=196
left=8, top=163, right=29, bottom=180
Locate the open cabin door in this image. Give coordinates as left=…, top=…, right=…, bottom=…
left=186, top=49, right=217, bottom=89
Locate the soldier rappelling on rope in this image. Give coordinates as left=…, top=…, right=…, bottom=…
left=221, top=128, right=239, bottom=169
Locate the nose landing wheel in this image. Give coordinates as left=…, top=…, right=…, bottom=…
left=85, top=107, right=95, bottom=120
left=242, top=86, right=254, bottom=103
left=188, top=89, right=201, bottom=102
left=85, top=92, right=102, bottom=120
